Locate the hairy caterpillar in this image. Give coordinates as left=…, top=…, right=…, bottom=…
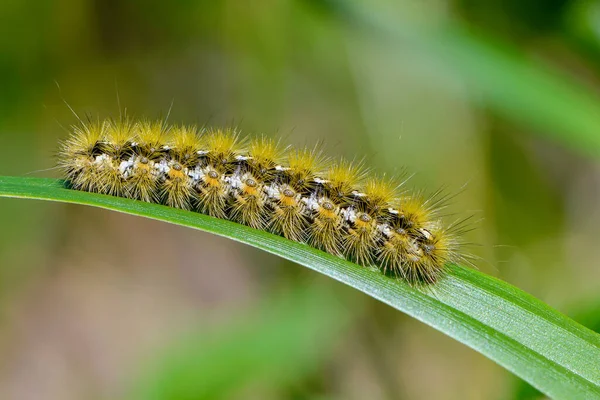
left=58, top=116, right=470, bottom=284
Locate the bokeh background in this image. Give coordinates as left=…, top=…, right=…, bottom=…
left=1, top=0, right=600, bottom=399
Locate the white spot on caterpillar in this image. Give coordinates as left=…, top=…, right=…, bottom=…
left=264, top=183, right=280, bottom=199
left=119, top=158, right=134, bottom=177
left=156, top=160, right=170, bottom=174
left=228, top=172, right=244, bottom=189
left=302, top=195, right=320, bottom=211
left=188, top=166, right=202, bottom=181
left=419, top=228, right=433, bottom=240
left=378, top=224, right=392, bottom=237
left=341, top=207, right=357, bottom=223
left=94, top=154, right=111, bottom=164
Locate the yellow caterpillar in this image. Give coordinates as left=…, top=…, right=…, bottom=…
left=59, top=117, right=469, bottom=284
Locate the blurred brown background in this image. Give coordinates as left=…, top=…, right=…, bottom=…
left=1, top=0, right=600, bottom=399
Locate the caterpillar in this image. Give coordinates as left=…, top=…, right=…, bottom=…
left=58, top=116, right=469, bottom=285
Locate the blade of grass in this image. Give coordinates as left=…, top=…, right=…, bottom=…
left=1, top=176, right=599, bottom=399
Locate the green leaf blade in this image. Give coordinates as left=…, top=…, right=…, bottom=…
left=1, top=176, right=599, bottom=399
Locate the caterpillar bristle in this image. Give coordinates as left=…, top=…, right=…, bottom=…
left=247, top=136, right=286, bottom=181
left=306, top=196, right=344, bottom=256
left=284, top=146, right=327, bottom=194
left=393, top=195, right=433, bottom=235
left=323, top=158, right=367, bottom=205
left=195, top=164, right=228, bottom=218
left=102, top=118, right=134, bottom=156
left=168, top=125, right=201, bottom=165
left=135, top=120, right=169, bottom=158
left=59, top=118, right=104, bottom=192
left=268, top=184, right=309, bottom=242
left=343, top=210, right=380, bottom=266
left=95, top=119, right=136, bottom=196
left=125, top=155, right=158, bottom=203
left=229, top=172, right=268, bottom=230
left=202, top=127, right=244, bottom=172
left=58, top=116, right=471, bottom=285
left=361, top=176, right=400, bottom=217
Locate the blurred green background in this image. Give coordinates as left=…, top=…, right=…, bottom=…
left=1, top=0, right=600, bottom=399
